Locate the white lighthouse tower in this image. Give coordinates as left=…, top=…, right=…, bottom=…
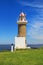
left=15, top=12, right=27, bottom=49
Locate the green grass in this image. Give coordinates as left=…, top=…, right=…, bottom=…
left=0, top=49, right=43, bottom=65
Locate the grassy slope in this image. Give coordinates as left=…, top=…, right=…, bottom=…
left=0, top=49, right=43, bottom=65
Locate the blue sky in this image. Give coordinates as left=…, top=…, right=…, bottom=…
left=0, top=0, right=43, bottom=44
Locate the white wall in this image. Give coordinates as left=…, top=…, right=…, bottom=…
left=15, top=37, right=26, bottom=49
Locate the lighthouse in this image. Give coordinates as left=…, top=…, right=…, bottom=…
left=15, top=12, right=27, bottom=49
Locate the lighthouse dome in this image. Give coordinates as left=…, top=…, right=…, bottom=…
left=17, top=12, right=27, bottom=23
left=20, top=12, right=25, bottom=17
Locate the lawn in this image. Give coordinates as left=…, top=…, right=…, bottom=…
left=0, top=49, right=43, bottom=65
